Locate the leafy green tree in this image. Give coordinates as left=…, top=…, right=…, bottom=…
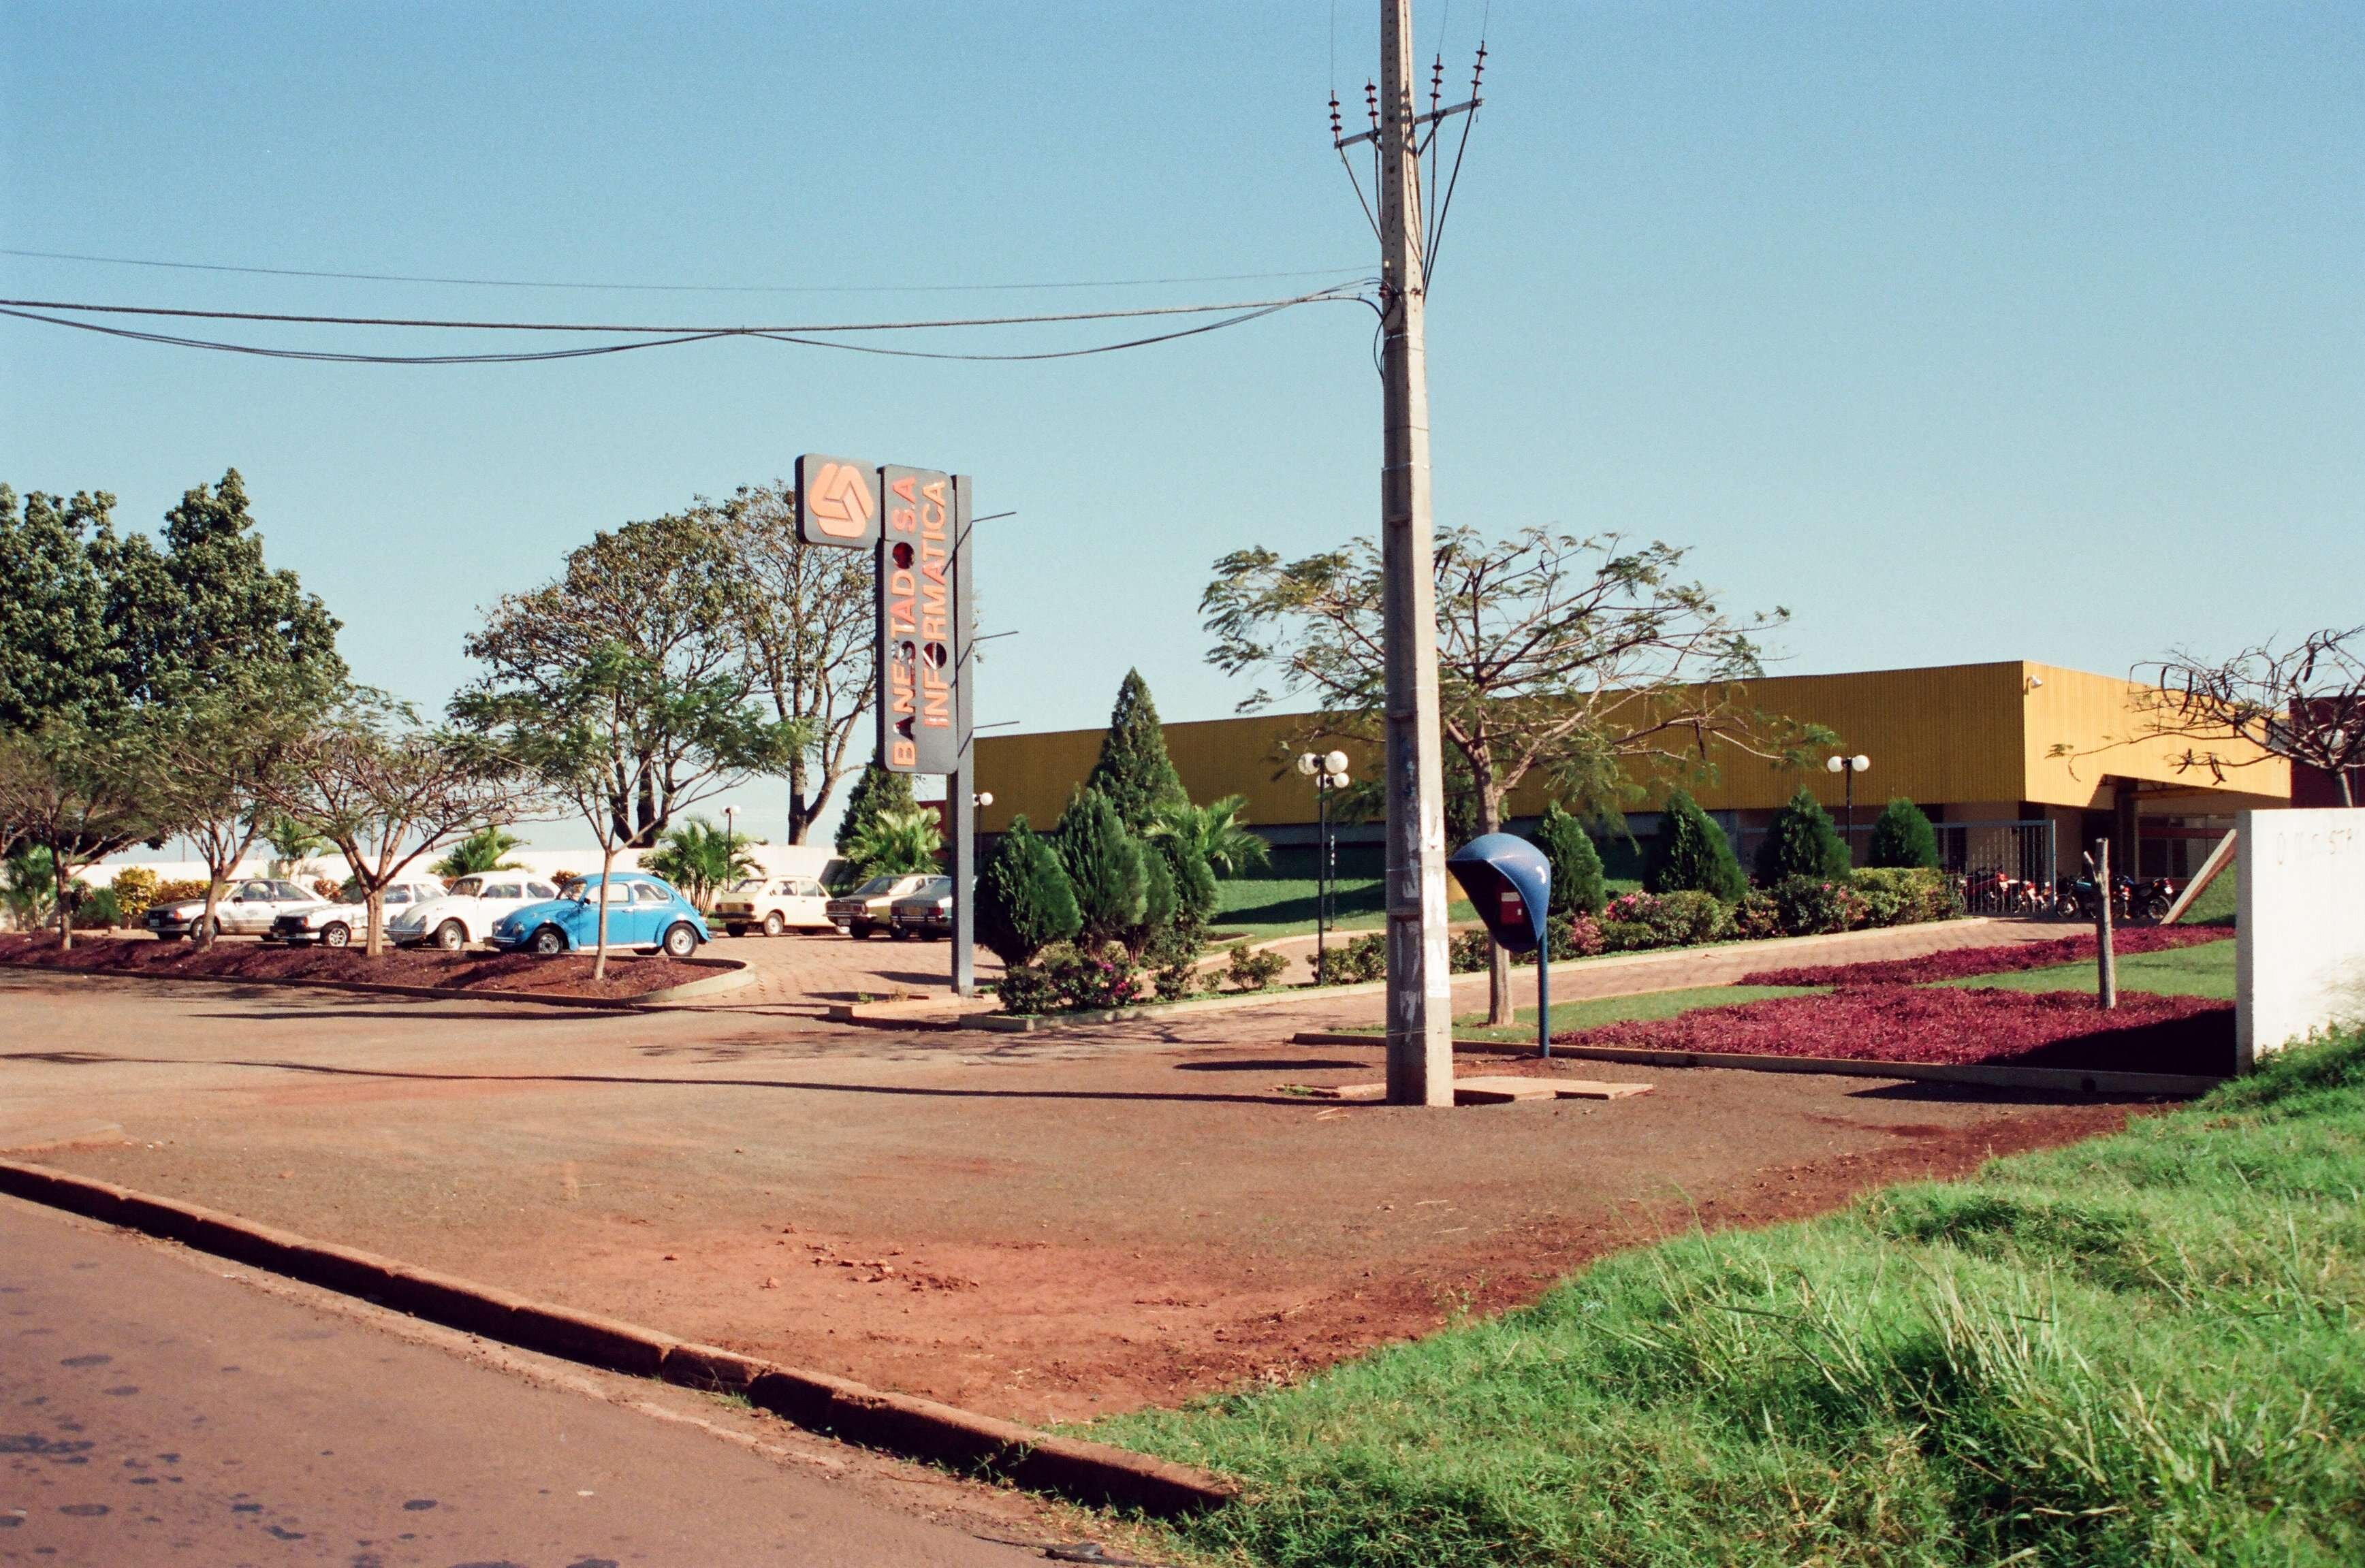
left=641, top=815, right=759, bottom=908
left=264, top=814, right=330, bottom=878
left=1148, top=793, right=1271, bottom=879
left=977, top=815, right=1081, bottom=965
left=1755, top=786, right=1854, bottom=886
left=451, top=644, right=800, bottom=977
left=430, top=824, right=525, bottom=880
left=1055, top=789, right=1147, bottom=946
left=1532, top=801, right=1607, bottom=915
left=0, top=720, right=164, bottom=945
left=1867, top=797, right=1940, bottom=869
left=1085, top=670, right=1189, bottom=832
left=2, top=845, right=58, bottom=931
left=834, top=763, right=919, bottom=859
left=462, top=513, right=772, bottom=847
left=843, top=805, right=940, bottom=878
left=1647, top=788, right=1747, bottom=901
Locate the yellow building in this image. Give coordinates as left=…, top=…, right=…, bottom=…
left=976, top=660, right=2286, bottom=880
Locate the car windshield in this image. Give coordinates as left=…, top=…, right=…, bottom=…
left=851, top=876, right=900, bottom=896
left=449, top=876, right=484, bottom=897
left=729, top=878, right=764, bottom=893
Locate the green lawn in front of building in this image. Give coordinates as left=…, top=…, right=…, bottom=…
left=1210, top=875, right=1638, bottom=941
left=1448, top=982, right=1822, bottom=1044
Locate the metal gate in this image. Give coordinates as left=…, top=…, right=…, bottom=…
left=1938, top=819, right=2059, bottom=916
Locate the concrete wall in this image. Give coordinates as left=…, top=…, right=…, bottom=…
left=81, top=843, right=842, bottom=893
left=2238, top=808, right=2365, bottom=1067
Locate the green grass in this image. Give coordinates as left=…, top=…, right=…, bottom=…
left=1935, top=935, right=2236, bottom=1000
left=1211, top=876, right=1638, bottom=940
left=1095, top=1029, right=2365, bottom=1567
left=2178, top=867, right=2239, bottom=925
left=1448, top=983, right=1820, bottom=1044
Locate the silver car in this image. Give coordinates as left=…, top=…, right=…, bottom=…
left=266, top=878, right=445, bottom=948
left=146, top=878, right=328, bottom=941
left=887, top=877, right=954, bottom=939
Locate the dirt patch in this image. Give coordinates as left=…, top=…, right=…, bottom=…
left=0, top=932, right=712, bottom=1000
left=1551, top=984, right=2234, bottom=1074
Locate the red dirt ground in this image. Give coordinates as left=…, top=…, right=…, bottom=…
left=1739, top=925, right=2225, bottom=987
left=0, top=932, right=715, bottom=999
left=1553, top=984, right=2235, bottom=1074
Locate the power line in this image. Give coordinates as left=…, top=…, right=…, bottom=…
left=0, top=287, right=1370, bottom=337
left=0, top=245, right=1371, bottom=297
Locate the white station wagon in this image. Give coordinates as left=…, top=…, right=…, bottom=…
left=711, top=875, right=834, bottom=938
left=385, top=871, right=562, bottom=950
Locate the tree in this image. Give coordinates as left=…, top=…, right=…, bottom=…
left=2114, top=630, right=2365, bottom=807
left=431, top=824, right=526, bottom=880
left=462, top=513, right=770, bottom=847
left=454, top=643, right=804, bottom=979
left=641, top=815, right=759, bottom=909
left=1206, top=526, right=1820, bottom=1023
left=1055, top=789, right=1147, bottom=946
left=1086, top=670, right=1190, bottom=831
left=977, top=816, right=1082, bottom=965
left=843, top=805, right=942, bottom=878
left=1755, top=787, right=1852, bottom=886
left=1868, top=798, right=1940, bottom=869
left=710, top=482, right=877, bottom=842
left=261, top=693, right=545, bottom=956
left=1147, top=793, right=1271, bottom=879
left=1649, top=788, right=1747, bottom=900
left=834, top=763, right=919, bottom=859
left=264, top=814, right=330, bottom=879
left=1532, top=801, right=1606, bottom=915
left=0, top=718, right=169, bottom=947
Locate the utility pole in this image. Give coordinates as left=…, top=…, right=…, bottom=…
left=1376, top=0, right=1453, bottom=1106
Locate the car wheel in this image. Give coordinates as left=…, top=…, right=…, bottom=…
left=723, top=925, right=746, bottom=938
left=529, top=925, right=567, bottom=956
left=891, top=925, right=915, bottom=941
left=434, top=920, right=467, bottom=951
left=849, top=922, right=874, bottom=940
left=762, top=912, right=785, bottom=938
left=661, top=922, right=699, bottom=959
left=192, top=916, right=217, bottom=943
left=321, top=923, right=351, bottom=948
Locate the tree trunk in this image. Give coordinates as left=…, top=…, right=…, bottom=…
left=51, top=850, right=74, bottom=951
left=788, top=754, right=811, bottom=844
left=364, top=884, right=385, bottom=957
left=197, top=874, right=226, bottom=952
left=592, top=843, right=616, bottom=982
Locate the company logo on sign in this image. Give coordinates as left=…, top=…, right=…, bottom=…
left=805, top=462, right=876, bottom=538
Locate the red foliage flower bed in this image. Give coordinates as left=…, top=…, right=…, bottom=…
left=1739, top=926, right=2225, bottom=989
left=1553, top=984, right=2234, bottom=1076
left=0, top=933, right=716, bottom=1001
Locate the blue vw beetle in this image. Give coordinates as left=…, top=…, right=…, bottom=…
left=489, top=872, right=710, bottom=959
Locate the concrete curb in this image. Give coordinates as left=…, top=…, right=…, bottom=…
left=0, top=1158, right=1235, bottom=1517
left=0, top=953, right=750, bottom=1012
left=1288, top=1031, right=2224, bottom=1097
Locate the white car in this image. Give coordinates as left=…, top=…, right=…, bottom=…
left=145, top=878, right=328, bottom=941
left=386, top=871, right=563, bottom=951
left=711, top=875, right=835, bottom=938
left=265, top=878, right=445, bottom=948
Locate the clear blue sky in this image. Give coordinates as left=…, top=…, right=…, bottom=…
left=5, top=3, right=2358, bottom=848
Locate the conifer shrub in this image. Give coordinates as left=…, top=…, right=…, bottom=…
left=1645, top=789, right=1747, bottom=901
left=977, top=815, right=1082, bottom=965
left=1085, top=669, right=1190, bottom=831
left=833, top=763, right=919, bottom=857
left=1754, top=786, right=1854, bottom=886
left=1533, top=801, right=1607, bottom=915
left=1868, top=796, right=1941, bottom=869
left=1055, top=789, right=1147, bottom=946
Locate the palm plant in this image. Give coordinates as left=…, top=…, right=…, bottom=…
left=639, top=814, right=759, bottom=909
left=3, top=846, right=59, bottom=931
left=431, top=824, right=526, bottom=880
left=262, top=814, right=328, bottom=880
left=844, top=805, right=942, bottom=878
left=1148, top=794, right=1271, bottom=879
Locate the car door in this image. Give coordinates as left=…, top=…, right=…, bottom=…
left=787, top=878, right=829, bottom=928
left=224, top=880, right=278, bottom=933
left=475, top=878, right=527, bottom=939
left=624, top=880, right=675, bottom=946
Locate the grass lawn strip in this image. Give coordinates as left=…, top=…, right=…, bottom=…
left=1450, top=983, right=1821, bottom=1044
left=1210, top=876, right=1480, bottom=940
left=1935, top=937, right=2236, bottom=1001
left=1098, top=1030, right=2365, bottom=1567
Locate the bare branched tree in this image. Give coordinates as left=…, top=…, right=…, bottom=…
left=2133, top=628, right=2365, bottom=807
left=1205, top=526, right=1825, bottom=1023
left=709, top=482, right=874, bottom=843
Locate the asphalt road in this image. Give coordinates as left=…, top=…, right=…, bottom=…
left=0, top=1198, right=1039, bottom=1567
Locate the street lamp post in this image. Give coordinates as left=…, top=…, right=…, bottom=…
left=1826, top=754, right=1871, bottom=866
left=1298, top=750, right=1352, bottom=984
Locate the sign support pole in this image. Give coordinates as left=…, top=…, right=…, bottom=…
left=950, top=475, right=977, bottom=998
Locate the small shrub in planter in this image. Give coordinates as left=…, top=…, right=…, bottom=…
left=109, top=867, right=158, bottom=923
left=1598, top=919, right=1660, bottom=953
left=1448, top=929, right=1491, bottom=973
left=995, top=940, right=1143, bottom=1013
left=1152, top=955, right=1203, bottom=1001
left=1224, top=942, right=1288, bottom=992
left=70, top=886, right=122, bottom=929
left=1732, top=889, right=1783, bottom=940
left=1314, top=931, right=1387, bottom=985
left=1771, top=875, right=1869, bottom=936
left=995, top=957, right=1066, bottom=1015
